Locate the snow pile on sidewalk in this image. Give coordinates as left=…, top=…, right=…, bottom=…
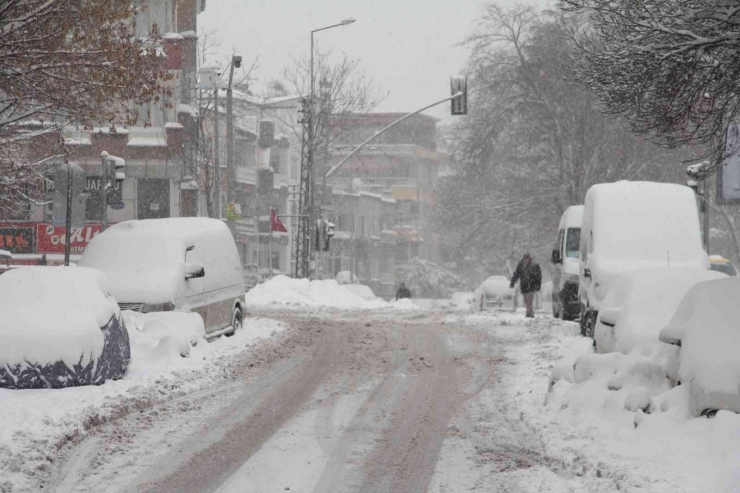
left=0, top=312, right=287, bottom=493
left=245, top=275, right=388, bottom=309
left=451, top=311, right=740, bottom=492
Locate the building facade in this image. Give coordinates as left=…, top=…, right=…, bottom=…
left=321, top=113, right=448, bottom=297
left=0, top=0, right=206, bottom=263
left=201, top=90, right=302, bottom=275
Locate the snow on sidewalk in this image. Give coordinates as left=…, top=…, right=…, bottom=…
left=245, top=275, right=420, bottom=310
left=0, top=313, right=287, bottom=493
left=449, top=311, right=740, bottom=493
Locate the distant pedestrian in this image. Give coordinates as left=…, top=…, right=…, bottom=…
left=396, top=282, right=412, bottom=301
left=510, top=253, right=542, bottom=318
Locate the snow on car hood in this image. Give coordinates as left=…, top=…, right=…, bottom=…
left=0, top=267, right=119, bottom=367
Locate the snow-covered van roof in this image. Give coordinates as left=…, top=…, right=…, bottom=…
left=558, top=205, right=583, bottom=230
left=79, top=218, right=242, bottom=304
left=583, top=181, right=706, bottom=267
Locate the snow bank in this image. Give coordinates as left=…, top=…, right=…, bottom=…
left=0, top=314, right=286, bottom=492
left=391, top=298, right=422, bottom=310
left=245, top=275, right=386, bottom=309
left=341, top=283, right=377, bottom=301
left=472, top=311, right=740, bottom=493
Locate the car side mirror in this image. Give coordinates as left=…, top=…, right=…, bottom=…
left=659, top=325, right=683, bottom=347
left=551, top=249, right=562, bottom=264
left=185, top=262, right=205, bottom=280
left=584, top=268, right=592, bottom=279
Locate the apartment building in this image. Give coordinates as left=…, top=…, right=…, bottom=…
left=0, top=0, right=206, bottom=261
left=201, top=90, right=302, bottom=274
left=323, top=112, right=448, bottom=297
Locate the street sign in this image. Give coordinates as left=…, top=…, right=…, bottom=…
left=51, top=192, right=86, bottom=227
left=718, top=122, right=740, bottom=204
left=225, top=202, right=242, bottom=220
left=52, top=163, right=86, bottom=228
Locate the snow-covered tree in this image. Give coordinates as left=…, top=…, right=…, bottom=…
left=273, top=49, right=386, bottom=182
left=434, top=4, right=693, bottom=278
left=0, top=0, right=172, bottom=215
left=564, top=0, right=740, bottom=166
left=396, top=258, right=465, bottom=298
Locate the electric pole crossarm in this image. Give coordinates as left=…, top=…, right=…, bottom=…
left=325, top=92, right=464, bottom=179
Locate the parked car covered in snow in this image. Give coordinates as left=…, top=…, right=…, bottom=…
left=551, top=205, right=583, bottom=320
left=0, top=267, right=130, bottom=389
left=579, top=181, right=708, bottom=337
left=473, top=276, right=516, bottom=311
left=79, top=218, right=245, bottom=338
left=660, top=277, right=740, bottom=417
left=709, top=255, right=737, bottom=277
left=594, top=268, right=727, bottom=354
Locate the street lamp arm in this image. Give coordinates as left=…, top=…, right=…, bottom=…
left=325, top=91, right=464, bottom=179
left=312, top=20, right=355, bottom=34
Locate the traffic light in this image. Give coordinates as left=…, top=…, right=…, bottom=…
left=324, top=220, right=335, bottom=251
left=101, top=151, right=125, bottom=205
left=451, top=75, right=468, bottom=116
left=315, top=219, right=336, bottom=251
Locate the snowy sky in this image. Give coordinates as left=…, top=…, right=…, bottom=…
left=200, top=0, right=552, bottom=121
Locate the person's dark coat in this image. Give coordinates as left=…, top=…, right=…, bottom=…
left=510, top=258, right=542, bottom=294
left=396, top=283, right=412, bottom=300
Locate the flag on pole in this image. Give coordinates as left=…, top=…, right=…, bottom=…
left=271, top=208, right=288, bottom=232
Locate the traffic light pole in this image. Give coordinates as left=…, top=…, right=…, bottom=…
left=101, top=153, right=109, bottom=232
left=63, top=161, right=73, bottom=266
left=324, top=91, right=464, bottom=179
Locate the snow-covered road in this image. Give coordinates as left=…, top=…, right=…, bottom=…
left=20, top=307, right=739, bottom=493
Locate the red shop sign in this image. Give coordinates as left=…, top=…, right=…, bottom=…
left=36, top=224, right=103, bottom=254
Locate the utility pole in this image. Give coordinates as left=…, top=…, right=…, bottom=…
left=214, top=85, right=221, bottom=219
left=703, top=176, right=710, bottom=255
left=226, top=55, right=242, bottom=236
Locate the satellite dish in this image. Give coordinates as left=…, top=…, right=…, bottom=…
left=351, top=178, right=364, bottom=193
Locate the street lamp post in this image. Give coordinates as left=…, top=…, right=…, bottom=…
left=309, top=18, right=355, bottom=279
left=226, top=54, right=242, bottom=237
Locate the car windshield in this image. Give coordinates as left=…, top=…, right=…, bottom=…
left=566, top=228, right=580, bottom=258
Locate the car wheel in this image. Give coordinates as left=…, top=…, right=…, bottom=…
left=226, top=307, right=243, bottom=337
left=700, top=408, right=719, bottom=418
left=581, top=310, right=596, bottom=338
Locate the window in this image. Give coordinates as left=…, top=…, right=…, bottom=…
left=270, top=151, right=280, bottom=174
left=566, top=228, right=580, bottom=258
left=556, top=229, right=564, bottom=257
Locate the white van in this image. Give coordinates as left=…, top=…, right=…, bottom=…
left=551, top=205, right=583, bottom=321
left=80, top=218, right=246, bottom=337
left=578, top=181, right=708, bottom=337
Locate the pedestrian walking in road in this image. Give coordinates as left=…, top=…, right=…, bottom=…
left=510, top=253, right=542, bottom=318
left=396, top=282, right=412, bottom=301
